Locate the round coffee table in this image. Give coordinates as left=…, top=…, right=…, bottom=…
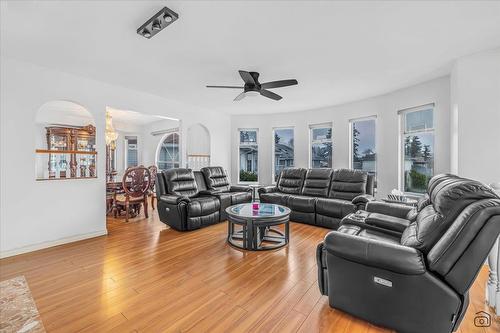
left=226, top=203, right=291, bottom=251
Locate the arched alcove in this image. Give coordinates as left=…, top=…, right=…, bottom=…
left=35, top=100, right=96, bottom=180
left=186, top=123, right=211, bottom=170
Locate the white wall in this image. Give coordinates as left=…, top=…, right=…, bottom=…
left=231, top=76, right=451, bottom=198
left=0, top=57, right=231, bottom=257
left=450, top=48, right=500, bottom=185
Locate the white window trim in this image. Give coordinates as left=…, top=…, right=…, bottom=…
left=348, top=116, right=377, bottom=170
left=272, top=126, right=295, bottom=184
left=155, top=131, right=181, bottom=170
left=308, top=122, right=333, bottom=169
left=398, top=104, right=435, bottom=195
left=238, top=128, right=259, bottom=184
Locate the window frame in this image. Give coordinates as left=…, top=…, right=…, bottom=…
left=238, top=128, right=259, bottom=184
left=124, top=135, right=139, bottom=169
left=309, top=122, right=333, bottom=169
left=348, top=116, right=377, bottom=187
left=398, top=104, right=435, bottom=195
left=155, top=130, right=181, bottom=171
left=271, top=126, right=295, bottom=184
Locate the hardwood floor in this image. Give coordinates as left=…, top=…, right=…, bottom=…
left=0, top=209, right=498, bottom=333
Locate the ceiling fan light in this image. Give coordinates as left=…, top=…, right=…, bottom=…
left=164, top=15, right=173, bottom=23
left=152, top=21, right=161, bottom=31
left=245, top=91, right=260, bottom=97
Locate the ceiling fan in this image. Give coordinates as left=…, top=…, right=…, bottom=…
left=206, top=70, right=298, bottom=101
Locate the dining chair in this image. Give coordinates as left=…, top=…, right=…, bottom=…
left=148, top=165, right=158, bottom=210
left=113, top=166, right=151, bottom=222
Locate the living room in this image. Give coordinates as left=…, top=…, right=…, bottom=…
left=1, top=1, right=500, bottom=332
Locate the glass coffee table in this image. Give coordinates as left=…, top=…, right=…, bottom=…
left=226, top=203, right=291, bottom=251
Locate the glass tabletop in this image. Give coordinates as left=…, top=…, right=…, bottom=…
left=226, top=203, right=291, bottom=218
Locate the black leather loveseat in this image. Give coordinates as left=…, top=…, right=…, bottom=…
left=156, top=167, right=252, bottom=231
left=317, top=174, right=500, bottom=333
left=258, top=168, right=374, bottom=229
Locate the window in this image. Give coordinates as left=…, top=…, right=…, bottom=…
left=400, top=105, right=434, bottom=193
left=310, top=124, right=332, bottom=168
left=350, top=117, right=376, bottom=185
left=125, top=136, right=138, bottom=168
left=157, top=132, right=180, bottom=171
left=239, top=129, right=258, bottom=182
left=273, top=128, right=294, bottom=182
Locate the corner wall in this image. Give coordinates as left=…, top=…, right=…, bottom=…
left=0, top=57, right=231, bottom=257
left=231, top=76, right=451, bottom=198
left=450, top=48, right=500, bottom=185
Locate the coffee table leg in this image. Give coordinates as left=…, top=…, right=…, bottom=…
left=285, top=220, right=289, bottom=244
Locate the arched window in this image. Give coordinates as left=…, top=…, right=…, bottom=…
left=156, top=132, right=180, bottom=170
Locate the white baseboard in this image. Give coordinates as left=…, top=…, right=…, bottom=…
left=0, top=229, right=108, bottom=259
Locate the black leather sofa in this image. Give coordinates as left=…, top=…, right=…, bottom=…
left=258, top=168, right=375, bottom=229
left=317, top=174, right=500, bottom=333
left=156, top=167, right=252, bottom=231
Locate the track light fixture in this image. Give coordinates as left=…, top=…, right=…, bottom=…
left=137, top=7, right=179, bottom=39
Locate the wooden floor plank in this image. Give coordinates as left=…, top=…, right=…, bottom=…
left=0, top=208, right=495, bottom=332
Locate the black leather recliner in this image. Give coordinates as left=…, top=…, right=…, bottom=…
left=317, top=174, right=500, bottom=333
left=156, top=168, right=221, bottom=231
left=156, top=167, right=252, bottom=231
left=200, top=166, right=252, bottom=220
left=259, top=168, right=375, bottom=229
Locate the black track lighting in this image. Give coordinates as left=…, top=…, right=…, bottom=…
left=137, top=7, right=179, bottom=39
left=152, top=21, right=161, bottom=31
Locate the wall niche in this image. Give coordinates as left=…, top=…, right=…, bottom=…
left=35, top=100, right=97, bottom=180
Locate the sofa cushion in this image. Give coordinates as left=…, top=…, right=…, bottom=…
left=277, top=168, right=307, bottom=194
left=288, top=195, right=317, bottom=213
left=329, top=169, right=367, bottom=200
left=302, top=168, right=333, bottom=197
left=201, top=166, right=231, bottom=192
left=259, top=192, right=289, bottom=206
left=164, top=168, right=199, bottom=198
left=187, top=196, right=220, bottom=217
left=316, top=197, right=355, bottom=219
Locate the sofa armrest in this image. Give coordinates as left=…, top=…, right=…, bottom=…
left=365, top=201, right=414, bottom=219
left=159, top=195, right=191, bottom=204
left=230, top=185, right=252, bottom=193
left=352, top=194, right=375, bottom=210
left=258, top=186, right=277, bottom=194
left=323, top=231, right=426, bottom=275
left=365, top=213, right=410, bottom=233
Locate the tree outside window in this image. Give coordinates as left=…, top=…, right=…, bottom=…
left=310, top=125, right=332, bottom=168
left=401, top=107, right=434, bottom=193
left=239, top=130, right=258, bottom=182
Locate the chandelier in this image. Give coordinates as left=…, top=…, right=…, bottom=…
left=105, top=111, right=118, bottom=146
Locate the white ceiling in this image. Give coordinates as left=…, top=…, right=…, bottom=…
left=107, top=107, right=178, bottom=125
left=2, top=1, right=500, bottom=115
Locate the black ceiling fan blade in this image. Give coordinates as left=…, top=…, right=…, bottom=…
left=239, top=70, right=255, bottom=85
left=234, top=92, right=246, bottom=101
left=261, top=79, right=298, bottom=89
left=260, top=89, right=282, bottom=101
left=206, top=85, right=243, bottom=89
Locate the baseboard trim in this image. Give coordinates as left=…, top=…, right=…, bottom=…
left=0, top=229, right=108, bottom=259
